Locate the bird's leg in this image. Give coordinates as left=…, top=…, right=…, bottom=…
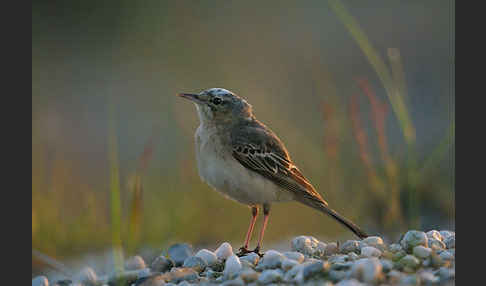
left=237, top=206, right=259, bottom=257
left=253, top=203, right=270, bottom=257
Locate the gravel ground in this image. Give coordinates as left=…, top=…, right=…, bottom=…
left=32, top=230, right=455, bottom=286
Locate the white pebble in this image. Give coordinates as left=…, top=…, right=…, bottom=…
left=258, top=269, right=283, bottom=284
left=413, top=246, right=432, bottom=259
left=215, top=242, right=233, bottom=260
left=283, top=251, right=304, bottom=263
left=350, top=258, right=383, bottom=283
left=360, top=246, right=382, bottom=258
left=426, top=230, right=443, bottom=241
left=195, top=249, right=218, bottom=266
left=125, top=255, right=146, bottom=270
left=223, top=254, right=242, bottom=279
left=32, top=276, right=48, bottom=286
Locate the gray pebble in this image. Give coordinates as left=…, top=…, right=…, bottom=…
left=439, top=230, right=454, bottom=240
left=239, top=252, right=260, bottom=266
left=195, top=249, right=218, bottom=266
left=428, top=238, right=446, bottom=251
left=256, top=250, right=285, bottom=270
left=360, top=246, right=381, bottom=258
left=283, top=251, right=304, bottom=263
left=258, top=269, right=283, bottom=284
left=426, top=230, right=443, bottom=241
left=437, top=266, right=455, bottom=281
left=413, top=246, right=432, bottom=259
left=126, top=255, right=147, bottom=270
left=221, top=277, right=244, bottom=286
left=399, top=255, right=420, bottom=272
left=168, top=243, right=193, bottom=266
left=335, top=278, right=365, bottom=286
left=134, top=274, right=166, bottom=286
left=439, top=250, right=454, bottom=261
left=281, top=258, right=299, bottom=271
left=75, top=266, right=98, bottom=286
left=151, top=256, right=174, bottom=273
left=223, top=255, right=242, bottom=280
left=419, top=270, right=439, bottom=284
left=399, top=274, right=420, bottom=285
left=329, top=269, right=348, bottom=282
left=444, top=235, right=455, bottom=249
left=339, top=240, right=360, bottom=254
left=215, top=242, right=233, bottom=261
left=324, top=242, right=339, bottom=256
left=362, top=236, right=385, bottom=251
left=183, top=256, right=207, bottom=272
left=379, top=259, right=393, bottom=273
left=350, top=257, right=383, bottom=283
left=347, top=252, right=359, bottom=261
left=32, top=276, right=49, bottom=286
left=167, top=268, right=198, bottom=284
left=400, top=231, right=428, bottom=253
left=389, top=243, right=403, bottom=253
left=291, top=236, right=316, bottom=256
left=329, top=254, right=348, bottom=264
left=302, top=260, right=330, bottom=280
left=239, top=268, right=259, bottom=283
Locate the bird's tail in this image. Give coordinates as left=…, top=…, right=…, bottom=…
left=297, top=198, right=369, bottom=239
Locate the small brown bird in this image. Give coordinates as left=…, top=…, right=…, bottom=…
left=178, top=88, right=368, bottom=256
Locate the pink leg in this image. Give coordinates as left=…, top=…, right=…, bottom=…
left=243, top=206, right=259, bottom=249
left=254, top=203, right=270, bottom=255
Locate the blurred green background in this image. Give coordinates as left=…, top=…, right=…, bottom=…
left=32, top=0, right=454, bottom=276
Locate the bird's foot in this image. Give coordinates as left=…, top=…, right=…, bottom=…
left=236, top=246, right=252, bottom=257
left=252, top=246, right=264, bottom=257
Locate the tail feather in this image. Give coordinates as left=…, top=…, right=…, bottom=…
left=298, top=198, right=369, bottom=239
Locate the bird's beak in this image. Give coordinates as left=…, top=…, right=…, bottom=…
left=177, top=93, right=204, bottom=104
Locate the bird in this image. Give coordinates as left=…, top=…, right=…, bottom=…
left=177, top=87, right=368, bottom=256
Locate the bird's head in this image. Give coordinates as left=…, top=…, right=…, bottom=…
left=178, top=88, right=253, bottom=125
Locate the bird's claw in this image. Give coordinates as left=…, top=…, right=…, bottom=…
left=252, top=246, right=264, bottom=257
left=236, top=246, right=252, bottom=257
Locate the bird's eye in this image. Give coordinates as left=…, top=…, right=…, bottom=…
left=212, top=98, right=222, bottom=105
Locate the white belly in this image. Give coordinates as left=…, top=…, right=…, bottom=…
left=194, top=126, right=293, bottom=206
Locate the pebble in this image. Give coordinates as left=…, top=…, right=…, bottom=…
left=399, top=274, right=420, bottom=285
left=389, top=243, right=403, bottom=253
left=125, top=255, right=147, bottom=270
left=183, top=256, right=207, bottom=272
left=168, top=243, right=193, bottom=266
left=439, top=250, right=454, bottom=261
left=362, top=236, right=385, bottom=251
left=281, top=258, right=299, bottom=271
left=360, top=246, right=381, bottom=258
left=239, top=252, right=260, bottom=266
left=444, top=235, right=455, bottom=249
left=335, top=278, right=365, bottom=286
left=379, top=259, right=393, bottom=273
left=439, top=230, right=454, bottom=240
left=400, top=230, right=428, bottom=253
left=32, top=276, right=49, bottom=286
left=256, top=250, right=285, bottom=270
left=215, top=242, right=233, bottom=260
left=195, top=249, right=218, bottom=266
left=426, top=230, right=443, bottom=241
left=339, top=240, right=360, bottom=254
left=347, top=252, right=359, bottom=261
left=437, top=266, right=455, bottom=281
left=223, top=255, right=242, bottom=279
left=413, top=245, right=432, bottom=259
left=167, top=267, right=198, bottom=284
left=134, top=274, right=166, bottom=286
left=283, top=251, right=304, bottom=263
left=221, top=277, right=245, bottom=286
left=151, top=256, right=174, bottom=273
left=399, top=255, right=420, bottom=272
left=324, top=242, right=339, bottom=256
left=258, top=269, right=283, bottom=284
left=74, top=266, right=97, bottom=285
left=239, top=268, right=259, bottom=283
left=291, top=236, right=317, bottom=256
left=428, top=238, right=446, bottom=251
left=349, top=258, right=383, bottom=283
left=419, top=270, right=440, bottom=284
left=302, top=260, right=330, bottom=280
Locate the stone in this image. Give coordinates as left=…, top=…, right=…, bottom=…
left=215, top=242, right=233, bottom=261
left=239, top=252, right=260, bottom=266
left=151, top=256, right=174, bottom=273
left=362, top=236, right=385, bottom=251
left=195, top=249, right=218, bottom=266
left=339, top=240, right=360, bottom=254
left=413, top=246, right=432, bottom=259
left=335, top=278, right=365, bottom=286
left=379, top=259, right=393, bottom=273
left=32, top=276, right=49, bottom=286
left=239, top=269, right=259, bottom=283
left=389, top=243, right=403, bottom=253
left=256, top=250, right=285, bottom=270
left=168, top=243, right=193, bottom=266
left=399, top=255, right=420, bottom=272
left=428, top=238, right=446, bottom=251
left=426, top=230, right=443, bottom=241
left=291, top=236, right=316, bottom=256
left=400, top=231, right=428, bottom=253
left=223, top=255, right=242, bottom=280
left=324, top=242, right=339, bottom=256
left=439, top=250, right=454, bottom=261
left=439, top=231, right=454, bottom=240
left=134, top=274, right=166, bottom=286
left=166, top=268, right=198, bottom=284
left=75, top=267, right=98, bottom=286
left=283, top=251, right=304, bottom=263
left=183, top=256, right=207, bottom=272
left=221, top=277, right=245, bottom=286
left=347, top=252, right=359, bottom=261
left=350, top=258, right=383, bottom=283
left=399, top=274, right=420, bottom=285
left=281, top=258, right=299, bottom=271
left=360, top=246, right=381, bottom=258
left=126, top=255, right=147, bottom=270
left=302, top=260, right=330, bottom=280
left=258, top=269, right=283, bottom=284
left=444, top=235, right=455, bottom=249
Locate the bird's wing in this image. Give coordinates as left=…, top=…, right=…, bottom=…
left=230, top=121, right=328, bottom=205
